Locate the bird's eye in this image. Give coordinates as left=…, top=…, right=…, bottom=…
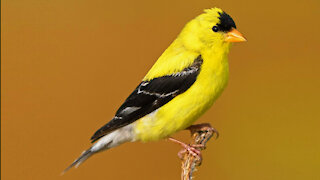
left=212, top=26, right=219, bottom=32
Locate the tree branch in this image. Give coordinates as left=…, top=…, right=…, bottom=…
left=181, top=123, right=217, bottom=180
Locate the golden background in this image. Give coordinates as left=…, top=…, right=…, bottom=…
left=2, top=0, right=320, bottom=179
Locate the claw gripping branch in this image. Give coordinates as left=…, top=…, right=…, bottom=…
left=181, top=123, right=218, bottom=180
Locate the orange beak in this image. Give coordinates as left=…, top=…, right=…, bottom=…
left=225, top=28, right=247, bottom=42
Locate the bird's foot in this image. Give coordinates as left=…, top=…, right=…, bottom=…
left=186, top=123, right=219, bottom=140
left=168, top=137, right=202, bottom=161
left=168, top=124, right=218, bottom=164
left=177, top=144, right=204, bottom=160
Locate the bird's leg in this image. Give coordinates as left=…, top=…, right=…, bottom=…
left=168, top=123, right=218, bottom=161
left=186, top=123, right=219, bottom=140
left=168, top=137, right=202, bottom=160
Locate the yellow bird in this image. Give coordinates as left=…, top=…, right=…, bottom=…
left=64, top=7, right=246, bottom=173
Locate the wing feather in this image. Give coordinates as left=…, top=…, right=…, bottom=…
left=90, top=55, right=203, bottom=142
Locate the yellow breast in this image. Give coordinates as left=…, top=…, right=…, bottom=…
left=134, top=44, right=230, bottom=142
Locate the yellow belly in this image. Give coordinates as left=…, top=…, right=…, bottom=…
left=134, top=53, right=229, bottom=142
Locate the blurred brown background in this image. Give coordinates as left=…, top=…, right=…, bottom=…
left=2, top=0, right=320, bottom=179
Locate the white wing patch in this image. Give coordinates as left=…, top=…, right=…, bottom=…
left=171, top=67, right=198, bottom=77
left=119, top=107, right=141, bottom=115
left=137, top=86, right=179, bottom=98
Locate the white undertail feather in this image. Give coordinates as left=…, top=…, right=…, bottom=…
left=62, top=124, right=135, bottom=174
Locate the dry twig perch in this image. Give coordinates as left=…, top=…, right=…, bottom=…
left=180, top=123, right=218, bottom=180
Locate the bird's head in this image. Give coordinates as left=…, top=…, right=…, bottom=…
left=179, top=8, right=246, bottom=52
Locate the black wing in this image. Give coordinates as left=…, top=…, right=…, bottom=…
left=90, top=55, right=203, bottom=142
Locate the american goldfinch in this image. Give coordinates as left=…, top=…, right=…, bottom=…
left=63, top=7, right=246, bottom=173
